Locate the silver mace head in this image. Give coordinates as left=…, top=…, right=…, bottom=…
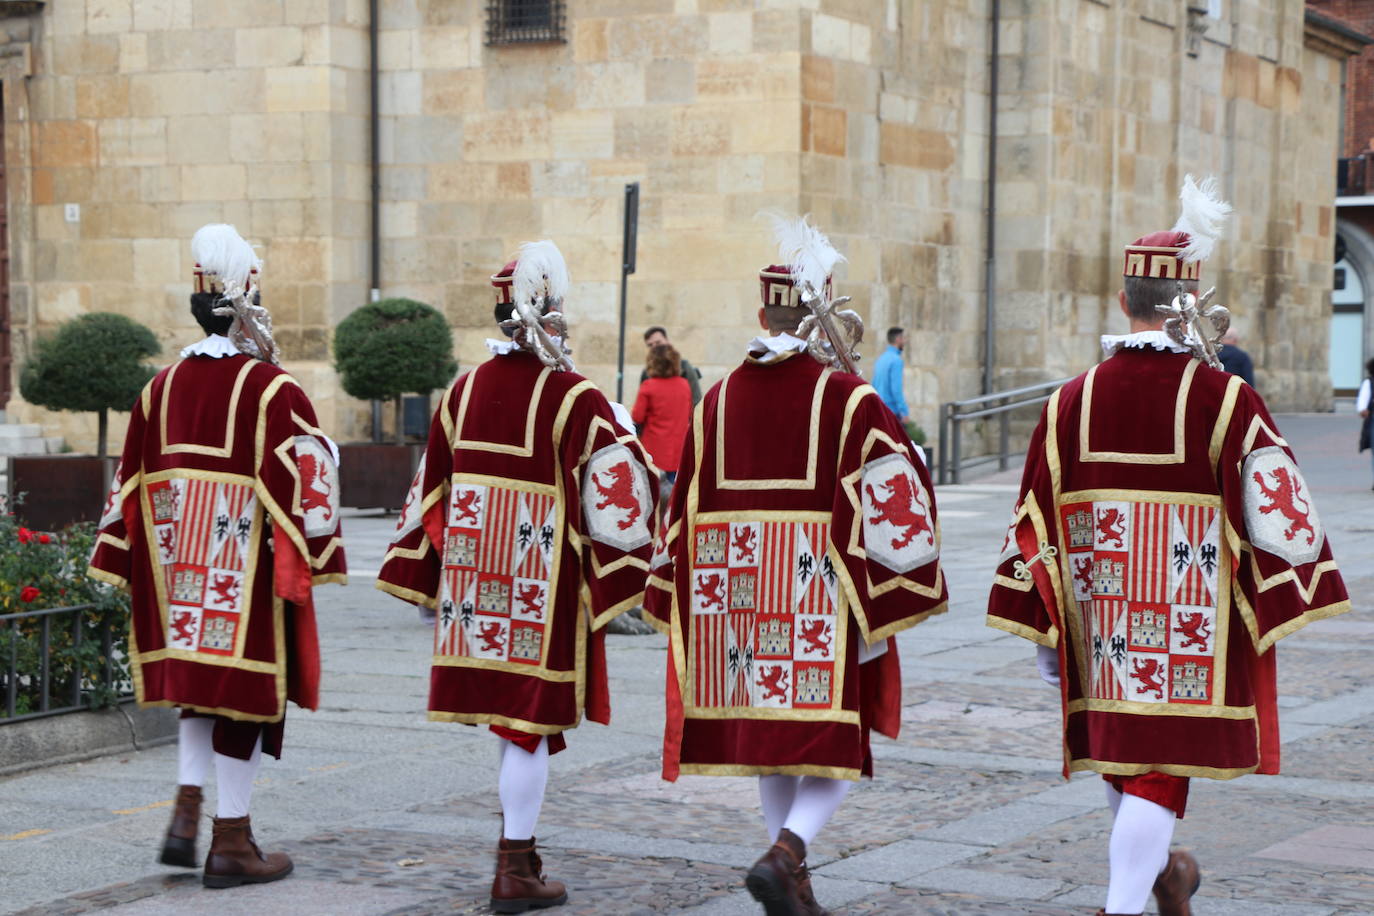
left=499, top=297, right=574, bottom=371
left=1155, top=281, right=1230, bottom=370
left=796, top=286, right=865, bottom=376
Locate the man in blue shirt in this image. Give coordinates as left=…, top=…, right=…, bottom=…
left=872, top=326, right=907, bottom=420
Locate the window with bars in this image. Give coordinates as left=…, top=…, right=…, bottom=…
left=486, top=0, right=566, bottom=46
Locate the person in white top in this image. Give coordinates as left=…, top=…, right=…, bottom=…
left=1357, top=357, right=1374, bottom=489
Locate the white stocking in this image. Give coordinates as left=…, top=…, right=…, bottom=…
left=1104, top=794, right=1175, bottom=914
left=781, top=776, right=851, bottom=847
left=213, top=735, right=263, bottom=819
left=758, top=774, right=799, bottom=842
left=176, top=717, right=214, bottom=787
left=498, top=737, right=549, bottom=841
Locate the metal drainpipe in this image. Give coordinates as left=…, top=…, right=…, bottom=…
left=369, top=0, right=381, bottom=304
left=981, top=0, right=1000, bottom=395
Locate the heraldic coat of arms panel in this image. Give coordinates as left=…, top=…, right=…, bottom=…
left=1061, top=497, right=1224, bottom=707
left=147, top=477, right=258, bottom=658
left=436, top=481, right=557, bottom=667
left=689, top=520, right=842, bottom=712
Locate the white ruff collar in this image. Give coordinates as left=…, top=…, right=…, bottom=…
left=485, top=338, right=520, bottom=356
left=1100, top=330, right=1192, bottom=358
left=747, top=333, right=807, bottom=364
left=180, top=335, right=241, bottom=359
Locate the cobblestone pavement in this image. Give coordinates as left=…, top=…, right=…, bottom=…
left=2, top=413, right=1371, bottom=915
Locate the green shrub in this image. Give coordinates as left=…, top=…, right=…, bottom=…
left=903, top=419, right=928, bottom=446
left=0, top=508, right=131, bottom=718
left=19, top=313, right=160, bottom=458
left=333, top=298, right=457, bottom=444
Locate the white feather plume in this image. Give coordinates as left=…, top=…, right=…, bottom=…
left=191, top=223, right=261, bottom=293
left=512, top=240, right=570, bottom=311
left=1172, top=174, right=1231, bottom=263
left=766, top=212, right=846, bottom=298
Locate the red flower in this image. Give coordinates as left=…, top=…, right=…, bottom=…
left=37, top=533, right=51, bottom=544
left=19, top=586, right=40, bottom=603
left=17, top=527, right=32, bottom=544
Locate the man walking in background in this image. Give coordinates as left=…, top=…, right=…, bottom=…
left=872, top=327, right=907, bottom=421
left=642, top=325, right=703, bottom=405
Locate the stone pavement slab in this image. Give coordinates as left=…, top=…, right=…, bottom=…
left=2, top=413, right=1372, bottom=914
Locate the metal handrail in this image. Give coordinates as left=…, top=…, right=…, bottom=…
left=1, top=603, right=128, bottom=724
left=938, top=378, right=1071, bottom=485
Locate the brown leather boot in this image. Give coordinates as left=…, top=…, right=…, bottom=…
left=794, top=860, right=829, bottom=916
left=745, top=828, right=809, bottom=916
left=490, top=837, right=568, bottom=913
left=158, top=785, right=202, bottom=868
left=1152, top=850, right=1201, bottom=916
left=202, top=816, right=294, bottom=889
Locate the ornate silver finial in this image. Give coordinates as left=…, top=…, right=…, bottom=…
left=1156, top=283, right=1230, bottom=369
left=499, top=300, right=574, bottom=372
left=796, top=286, right=865, bottom=376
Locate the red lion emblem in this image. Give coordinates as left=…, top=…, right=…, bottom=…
left=452, top=489, right=482, bottom=526
left=170, top=610, right=197, bottom=644
left=798, top=619, right=831, bottom=655
left=1252, top=467, right=1316, bottom=545
left=477, top=621, right=505, bottom=652
left=865, top=471, right=932, bottom=550
left=299, top=454, right=334, bottom=521
left=1174, top=612, right=1212, bottom=651
left=515, top=583, right=545, bottom=619
left=756, top=665, right=789, bottom=702
left=731, top=527, right=757, bottom=564
left=592, top=461, right=642, bottom=531
left=1096, top=508, right=1126, bottom=548
left=694, top=573, right=726, bottom=611
left=1130, top=657, right=1166, bottom=699
left=209, top=574, right=240, bottom=608
left=158, top=527, right=176, bottom=558
left=1072, top=556, right=1093, bottom=595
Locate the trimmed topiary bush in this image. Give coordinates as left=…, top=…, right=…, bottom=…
left=19, top=313, right=161, bottom=458
left=333, top=297, right=457, bottom=444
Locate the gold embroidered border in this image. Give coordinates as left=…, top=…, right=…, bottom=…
left=426, top=710, right=579, bottom=734
left=678, top=762, right=861, bottom=781
left=1078, top=360, right=1196, bottom=464
left=375, top=578, right=438, bottom=609
left=454, top=364, right=551, bottom=456
left=430, top=653, right=578, bottom=682
left=1207, top=376, right=1243, bottom=467
left=160, top=359, right=257, bottom=457
left=1068, top=758, right=1258, bottom=780
left=713, top=366, right=829, bottom=490
left=1067, top=698, right=1255, bottom=719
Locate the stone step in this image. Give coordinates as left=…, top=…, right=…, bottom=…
left=0, top=436, right=64, bottom=457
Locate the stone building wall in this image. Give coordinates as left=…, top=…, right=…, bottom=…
left=0, top=0, right=1359, bottom=456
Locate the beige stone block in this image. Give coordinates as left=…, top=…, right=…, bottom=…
left=574, top=18, right=609, bottom=62
left=52, top=35, right=122, bottom=75
left=163, top=114, right=222, bottom=165
left=134, top=0, right=193, bottom=31
left=35, top=205, right=79, bottom=242
left=88, top=0, right=133, bottom=34
left=35, top=284, right=93, bottom=324
left=671, top=107, right=731, bottom=156
left=140, top=166, right=183, bottom=203
left=382, top=237, right=460, bottom=283
left=415, top=27, right=471, bottom=70
left=379, top=28, right=413, bottom=68
left=147, top=28, right=236, bottom=71
left=70, top=239, right=137, bottom=283
left=577, top=61, right=646, bottom=108
left=36, top=121, right=98, bottom=169
left=880, top=123, right=954, bottom=171
left=96, top=118, right=166, bottom=168
left=179, top=164, right=247, bottom=201
left=285, top=0, right=331, bottom=25
left=803, top=55, right=834, bottom=103
left=708, top=11, right=753, bottom=54
left=609, top=15, right=707, bottom=59
left=551, top=110, right=614, bottom=160
left=133, top=238, right=182, bottom=284
left=129, top=71, right=208, bottom=116
left=423, top=69, right=483, bottom=114
left=119, top=33, right=149, bottom=73
left=266, top=66, right=331, bottom=112
left=809, top=105, right=846, bottom=157
left=731, top=101, right=797, bottom=154
left=329, top=24, right=371, bottom=70
left=72, top=76, right=132, bottom=126
left=810, top=12, right=851, bottom=60
left=236, top=26, right=306, bottom=68
left=227, top=112, right=307, bottom=163
left=248, top=199, right=305, bottom=237
left=191, top=0, right=284, bottom=28
left=462, top=110, right=551, bottom=161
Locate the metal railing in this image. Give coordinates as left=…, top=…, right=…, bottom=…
left=937, top=378, right=1070, bottom=485
left=1, top=604, right=128, bottom=724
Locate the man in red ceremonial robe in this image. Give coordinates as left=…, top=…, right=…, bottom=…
left=986, top=178, right=1350, bottom=916
left=89, top=224, right=346, bottom=888
left=376, top=240, right=657, bottom=914
left=645, top=217, right=948, bottom=916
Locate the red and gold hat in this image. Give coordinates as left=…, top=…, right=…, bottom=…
left=758, top=264, right=832, bottom=308
left=1122, top=175, right=1231, bottom=282
left=491, top=260, right=517, bottom=306
left=1121, top=230, right=1202, bottom=282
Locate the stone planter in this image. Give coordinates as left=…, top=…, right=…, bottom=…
left=337, top=443, right=425, bottom=511
left=7, top=455, right=114, bottom=531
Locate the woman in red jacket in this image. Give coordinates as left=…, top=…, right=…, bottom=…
left=632, top=345, right=693, bottom=486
